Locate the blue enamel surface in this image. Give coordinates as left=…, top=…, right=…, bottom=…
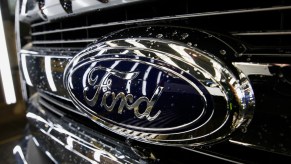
left=68, top=55, right=214, bottom=133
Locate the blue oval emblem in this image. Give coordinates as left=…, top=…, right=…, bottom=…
left=64, top=27, right=255, bottom=146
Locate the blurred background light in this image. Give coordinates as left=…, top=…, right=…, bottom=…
left=0, top=7, right=16, bottom=104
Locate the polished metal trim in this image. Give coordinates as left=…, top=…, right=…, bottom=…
left=182, top=147, right=243, bottom=164
left=45, top=56, right=57, bottom=91
left=15, top=0, right=28, bottom=100
left=41, top=90, right=72, bottom=102
left=31, top=20, right=52, bottom=27
left=232, top=31, right=291, bottom=36
left=21, top=54, right=33, bottom=86
left=32, top=21, right=133, bottom=36
left=13, top=145, right=28, bottom=164
left=32, top=39, right=96, bottom=44
left=63, top=27, right=255, bottom=146
left=20, top=53, right=72, bottom=58
left=20, top=46, right=287, bottom=105
left=243, top=53, right=291, bottom=57
left=27, top=97, right=140, bottom=163
left=233, top=62, right=272, bottom=76
left=39, top=98, right=65, bottom=117
left=229, top=139, right=254, bottom=147
left=20, top=49, right=73, bottom=58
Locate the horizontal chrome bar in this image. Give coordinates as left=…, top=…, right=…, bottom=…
left=21, top=53, right=72, bottom=58
left=243, top=53, right=291, bottom=57
left=31, top=20, right=51, bottom=27
left=182, top=147, right=242, bottom=164
left=41, top=90, right=72, bottom=102
left=27, top=97, right=140, bottom=163
left=32, top=39, right=96, bottom=44
left=232, top=31, right=291, bottom=36
left=39, top=93, right=85, bottom=116
left=39, top=98, right=64, bottom=117
left=31, top=6, right=291, bottom=36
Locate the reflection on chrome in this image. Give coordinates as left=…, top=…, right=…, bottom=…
left=125, top=39, right=147, bottom=48
left=45, top=56, right=57, bottom=92
left=105, top=41, right=118, bottom=47
left=45, top=151, right=58, bottom=163
left=169, top=43, right=196, bottom=65
left=20, top=49, right=39, bottom=55
left=133, top=50, right=146, bottom=57
left=13, top=145, right=28, bottom=164
left=205, top=87, right=224, bottom=96
left=142, top=66, right=152, bottom=96
left=156, top=71, right=162, bottom=85
left=32, top=137, right=40, bottom=147
left=66, top=136, right=74, bottom=149
left=20, top=0, right=28, bottom=15
left=110, top=61, right=120, bottom=69
left=126, top=63, right=139, bottom=93
left=153, top=51, right=180, bottom=68
left=121, top=50, right=129, bottom=54
left=20, top=0, right=143, bottom=22
left=82, top=62, right=97, bottom=88
left=22, top=27, right=256, bottom=146
left=21, top=54, right=33, bottom=86
left=229, top=139, right=254, bottom=147
left=211, top=60, right=222, bottom=81
left=62, top=28, right=256, bottom=146
left=27, top=101, right=138, bottom=163
left=20, top=53, right=72, bottom=94
left=233, top=62, right=272, bottom=76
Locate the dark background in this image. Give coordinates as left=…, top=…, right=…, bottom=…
left=0, top=0, right=27, bottom=163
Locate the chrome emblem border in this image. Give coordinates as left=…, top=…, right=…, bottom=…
left=64, top=26, right=255, bottom=146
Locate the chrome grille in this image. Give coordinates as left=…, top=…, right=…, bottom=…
left=18, top=0, right=291, bottom=161
left=28, top=1, right=291, bottom=54
left=38, top=92, right=85, bottom=116
left=22, top=0, right=291, bottom=117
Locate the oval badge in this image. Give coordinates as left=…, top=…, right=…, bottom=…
left=64, top=26, right=255, bottom=146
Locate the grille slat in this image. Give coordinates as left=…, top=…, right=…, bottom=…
left=29, top=4, right=291, bottom=51
left=31, top=5, right=291, bottom=36
left=232, top=31, right=291, bottom=36
left=39, top=93, right=85, bottom=116
left=31, top=5, right=291, bottom=28
left=32, top=39, right=96, bottom=44
left=39, top=98, right=65, bottom=117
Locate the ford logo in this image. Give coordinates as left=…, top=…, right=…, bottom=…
left=83, top=66, right=164, bottom=122
left=64, top=26, right=255, bottom=146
